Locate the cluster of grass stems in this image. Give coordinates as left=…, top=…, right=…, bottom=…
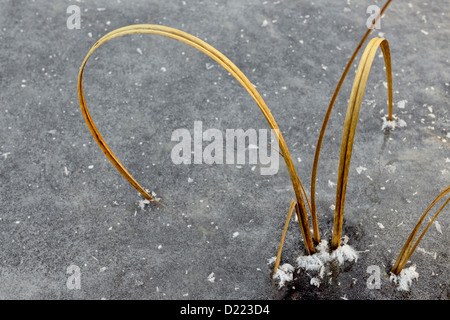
left=78, top=0, right=448, bottom=280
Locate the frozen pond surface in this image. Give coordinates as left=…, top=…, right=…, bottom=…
left=0, top=0, right=448, bottom=299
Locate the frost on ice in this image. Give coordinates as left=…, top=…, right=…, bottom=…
left=329, top=236, right=359, bottom=267
left=381, top=115, right=407, bottom=130
left=272, top=263, right=295, bottom=289
left=390, top=265, right=419, bottom=291
left=356, top=166, right=367, bottom=175
left=267, top=256, right=277, bottom=265
left=207, top=272, right=215, bottom=283
left=138, top=199, right=150, bottom=210
left=397, top=99, right=407, bottom=109
left=273, top=237, right=359, bottom=288
left=434, top=221, right=442, bottom=234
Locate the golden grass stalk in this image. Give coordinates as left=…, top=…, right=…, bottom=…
left=391, top=185, right=450, bottom=275
left=331, top=37, right=393, bottom=249
left=77, top=24, right=315, bottom=253
left=273, top=198, right=296, bottom=273
left=310, top=0, right=392, bottom=244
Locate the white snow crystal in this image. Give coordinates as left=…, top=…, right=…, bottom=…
left=434, top=221, right=442, bottom=234
left=390, top=265, right=419, bottom=291
left=267, top=256, right=277, bottom=266
left=273, top=263, right=295, bottom=288
left=356, top=166, right=367, bottom=174
left=207, top=272, right=215, bottom=283
left=328, top=180, right=337, bottom=188
left=397, top=100, right=407, bottom=109
left=330, top=243, right=359, bottom=266
left=138, top=199, right=150, bottom=210
left=1, top=152, right=12, bottom=159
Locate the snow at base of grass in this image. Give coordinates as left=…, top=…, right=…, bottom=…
left=137, top=190, right=161, bottom=210
left=138, top=199, right=151, bottom=210
left=330, top=241, right=359, bottom=266
left=389, top=265, right=419, bottom=291
left=272, top=263, right=295, bottom=289
left=271, top=236, right=359, bottom=288
left=381, top=114, right=407, bottom=130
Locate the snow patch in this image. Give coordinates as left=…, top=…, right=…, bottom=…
left=207, top=272, right=215, bottom=283
left=397, top=99, right=407, bottom=109
left=273, top=237, right=359, bottom=288
left=272, top=264, right=295, bottom=288
left=381, top=115, right=407, bottom=130
left=434, top=221, right=442, bottom=234
left=330, top=239, right=359, bottom=266
left=390, top=265, right=419, bottom=291
left=267, top=256, right=276, bottom=265
left=138, top=199, right=150, bottom=210
left=356, top=166, right=367, bottom=174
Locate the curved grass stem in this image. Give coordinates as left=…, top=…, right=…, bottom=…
left=391, top=185, right=450, bottom=275
left=310, top=0, right=392, bottom=244
left=331, top=37, right=393, bottom=249
left=78, top=24, right=315, bottom=253
left=273, top=199, right=296, bottom=274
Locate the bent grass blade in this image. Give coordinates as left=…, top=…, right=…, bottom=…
left=77, top=24, right=315, bottom=252
left=391, top=185, right=450, bottom=275
left=331, top=37, right=393, bottom=249
left=310, top=0, right=392, bottom=244
left=273, top=198, right=296, bottom=274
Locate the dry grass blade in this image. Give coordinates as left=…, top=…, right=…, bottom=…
left=273, top=198, right=296, bottom=274
left=391, top=185, right=450, bottom=275
left=310, top=0, right=392, bottom=244
left=77, top=24, right=315, bottom=252
left=331, top=37, right=393, bottom=249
